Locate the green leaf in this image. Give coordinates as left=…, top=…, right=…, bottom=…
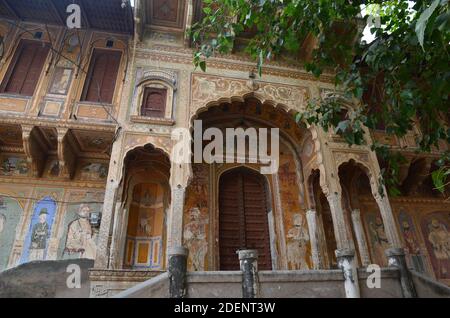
left=415, top=0, right=440, bottom=51
left=199, top=61, right=207, bottom=72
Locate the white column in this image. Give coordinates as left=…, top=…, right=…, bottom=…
left=336, top=248, right=361, bottom=298
left=167, top=185, right=186, bottom=250
left=326, top=192, right=360, bottom=298
left=94, top=180, right=119, bottom=269
left=351, top=209, right=371, bottom=266
left=306, top=209, right=322, bottom=269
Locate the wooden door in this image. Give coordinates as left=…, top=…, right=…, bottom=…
left=219, top=167, right=272, bottom=270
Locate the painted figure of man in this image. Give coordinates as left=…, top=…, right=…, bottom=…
left=369, top=215, right=390, bottom=266
left=29, top=208, right=49, bottom=261
left=401, top=220, right=425, bottom=273
left=184, top=207, right=208, bottom=271
left=427, top=218, right=450, bottom=278
left=64, top=204, right=97, bottom=259
left=287, top=213, right=310, bottom=270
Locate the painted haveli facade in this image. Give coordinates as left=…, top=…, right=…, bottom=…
left=0, top=0, right=448, bottom=298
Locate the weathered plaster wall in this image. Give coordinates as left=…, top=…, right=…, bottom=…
left=0, top=158, right=106, bottom=271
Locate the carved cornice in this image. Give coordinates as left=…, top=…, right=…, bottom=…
left=0, top=115, right=117, bottom=132
left=130, top=116, right=175, bottom=126
left=0, top=176, right=106, bottom=188
left=358, top=196, right=450, bottom=205
left=134, top=47, right=335, bottom=83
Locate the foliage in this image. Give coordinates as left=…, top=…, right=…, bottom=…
left=190, top=0, right=450, bottom=196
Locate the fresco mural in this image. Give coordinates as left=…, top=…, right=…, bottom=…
left=0, top=156, right=29, bottom=176
left=397, top=209, right=426, bottom=273
left=0, top=196, right=23, bottom=270
left=79, top=162, right=108, bottom=180
left=20, top=197, right=57, bottom=264
left=124, top=183, right=166, bottom=269
left=183, top=164, right=209, bottom=271
left=365, top=212, right=390, bottom=266
left=58, top=191, right=104, bottom=260
left=286, top=213, right=310, bottom=270
left=47, top=160, right=60, bottom=177
left=278, top=148, right=311, bottom=269
left=184, top=207, right=208, bottom=271
left=421, top=212, right=450, bottom=280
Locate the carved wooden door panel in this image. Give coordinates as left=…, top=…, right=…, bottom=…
left=219, top=168, right=272, bottom=270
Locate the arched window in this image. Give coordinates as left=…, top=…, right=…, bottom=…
left=131, top=70, right=177, bottom=124
left=141, top=87, right=167, bottom=118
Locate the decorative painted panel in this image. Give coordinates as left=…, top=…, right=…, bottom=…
left=421, top=212, right=450, bottom=281
left=124, top=183, right=166, bottom=269
left=58, top=191, right=104, bottom=260
left=0, top=196, right=23, bottom=270
left=20, top=197, right=57, bottom=264
left=397, top=209, right=427, bottom=273
left=183, top=164, right=209, bottom=271
left=278, top=147, right=311, bottom=270
left=364, top=211, right=390, bottom=267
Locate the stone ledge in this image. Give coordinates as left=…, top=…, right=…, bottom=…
left=89, top=269, right=165, bottom=282
left=130, top=115, right=175, bottom=126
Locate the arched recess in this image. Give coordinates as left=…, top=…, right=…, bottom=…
left=186, top=97, right=313, bottom=271
left=117, top=144, right=171, bottom=270
left=339, top=159, right=390, bottom=266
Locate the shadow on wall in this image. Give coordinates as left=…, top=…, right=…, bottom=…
left=0, top=259, right=93, bottom=298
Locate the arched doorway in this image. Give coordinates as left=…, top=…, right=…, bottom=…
left=218, top=167, right=272, bottom=270
left=119, top=144, right=171, bottom=270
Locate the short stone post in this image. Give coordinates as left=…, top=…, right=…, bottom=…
left=336, top=248, right=360, bottom=298
left=238, top=249, right=259, bottom=298
left=385, top=248, right=417, bottom=298
left=168, top=246, right=188, bottom=298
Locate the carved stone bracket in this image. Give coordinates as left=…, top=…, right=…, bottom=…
left=57, top=128, right=77, bottom=179
left=21, top=125, right=46, bottom=178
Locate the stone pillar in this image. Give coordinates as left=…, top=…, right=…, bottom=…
left=94, top=180, right=119, bottom=269
left=306, top=209, right=322, bottom=269
left=168, top=246, right=189, bottom=298
left=168, top=185, right=186, bottom=250
left=336, top=248, right=360, bottom=298
left=351, top=209, right=371, bottom=267
left=373, top=191, right=402, bottom=248
left=386, top=248, right=417, bottom=298
left=238, top=249, right=259, bottom=298
left=326, top=192, right=352, bottom=250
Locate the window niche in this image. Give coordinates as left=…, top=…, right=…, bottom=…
left=131, top=70, right=176, bottom=125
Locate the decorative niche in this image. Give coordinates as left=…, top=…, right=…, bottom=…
left=130, top=69, right=177, bottom=125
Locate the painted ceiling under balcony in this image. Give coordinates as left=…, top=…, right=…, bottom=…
left=0, top=0, right=134, bottom=34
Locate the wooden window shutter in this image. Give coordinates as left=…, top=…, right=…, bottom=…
left=82, top=49, right=122, bottom=104
left=0, top=40, right=49, bottom=96
left=141, top=87, right=167, bottom=118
